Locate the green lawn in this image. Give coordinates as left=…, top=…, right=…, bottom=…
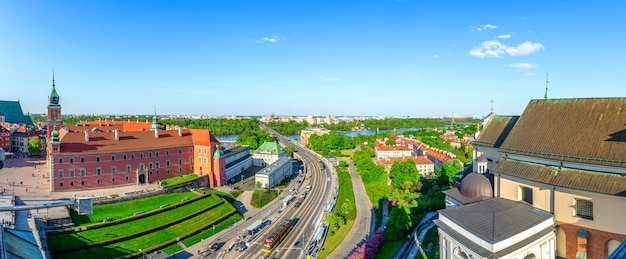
left=49, top=195, right=221, bottom=251
left=375, top=239, right=404, bottom=259
left=53, top=202, right=238, bottom=259
left=181, top=213, right=243, bottom=247
left=162, top=243, right=183, bottom=255
left=250, top=189, right=280, bottom=208
left=318, top=167, right=356, bottom=259
left=160, top=174, right=198, bottom=186
left=70, top=192, right=200, bottom=226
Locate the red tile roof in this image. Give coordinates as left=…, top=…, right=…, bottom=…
left=189, top=129, right=221, bottom=146
left=378, top=156, right=434, bottom=166
left=58, top=129, right=194, bottom=154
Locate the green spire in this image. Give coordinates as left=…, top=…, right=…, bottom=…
left=150, top=106, right=161, bottom=130
left=544, top=73, right=550, bottom=99
left=49, top=69, right=60, bottom=105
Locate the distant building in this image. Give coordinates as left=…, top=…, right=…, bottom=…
left=0, top=126, right=10, bottom=151
left=252, top=141, right=286, bottom=167
left=377, top=156, right=434, bottom=178
left=300, top=127, right=330, bottom=146
left=255, top=157, right=292, bottom=188
left=222, top=146, right=252, bottom=181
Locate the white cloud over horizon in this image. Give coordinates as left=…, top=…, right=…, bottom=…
left=497, top=34, right=512, bottom=39
left=509, top=62, right=537, bottom=70
left=469, top=40, right=544, bottom=58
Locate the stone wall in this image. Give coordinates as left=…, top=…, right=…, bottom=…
left=559, top=221, right=626, bottom=259
left=93, top=175, right=208, bottom=206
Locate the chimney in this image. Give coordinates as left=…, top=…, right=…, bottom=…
left=85, top=130, right=89, bottom=142
left=178, top=127, right=182, bottom=137
left=155, top=128, right=159, bottom=139
left=114, top=129, right=119, bottom=141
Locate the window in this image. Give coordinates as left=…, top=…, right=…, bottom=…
left=166, top=150, right=170, bottom=155
left=140, top=163, right=145, bottom=170
left=575, top=199, right=594, bottom=220
left=203, top=148, right=207, bottom=154
left=131, top=154, right=135, bottom=159
left=112, top=177, right=116, bottom=182
left=59, top=158, right=63, bottom=164
left=179, top=159, right=183, bottom=165
left=111, top=155, right=115, bottom=161
left=524, top=253, right=537, bottom=259
left=58, top=170, right=64, bottom=178
left=70, top=157, right=74, bottom=164
left=111, top=166, right=117, bottom=174
left=166, top=160, right=170, bottom=167
left=156, top=162, right=160, bottom=168
left=70, top=181, right=74, bottom=186
left=140, top=153, right=144, bottom=158
left=179, top=148, right=182, bottom=154
left=123, top=154, right=127, bottom=160
left=80, top=157, right=85, bottom=163
left=203, top=157, right=208, bottom=164
left=521, top=186, right=533, bottom=205
left=156, top=170, right=159, bottom=174
left=96, top=156, right=100, bottom=162
left=69, top=169, right=75, bottom=177
left=149, top=152, right=152, bottom=157
left=127, top=165, right=132, bottom=172
left=80, top=168, right=86, bottom=177
left=198, top=157, right=202, bottom=163
left=125, top=176, right=129, bottom=181
left=167, top=169, right=170, bottom=174
left=453, top=248, right=469, bottom=259
left=149, top=163, right=153, bottom=169
left=96, top=167, right=102, bottom=176
left=59, top=182, right=64, bottom=187
left=179, top=167, right=183, bottom=172
left=156, top=151, right=159, bottom=157
left=97, top=179, right=101, bottom=184
left=81, top=180, right=85, bottom=186
left=198, top=147, right=201, bottom=154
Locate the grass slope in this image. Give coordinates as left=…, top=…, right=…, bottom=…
left=318, top=167, right=356, bottom=259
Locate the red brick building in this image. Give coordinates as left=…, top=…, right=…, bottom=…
left=45, top=75, right=226, bottom=191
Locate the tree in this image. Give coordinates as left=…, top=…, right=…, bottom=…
left=384, top=139, right=396, bottom=146
left=389, top=160, right=420, bottom=192
left=28, top=137, right=42, bottom=155
left=434, top=160, right=464, bottom=186
left=285, top=146, right=295, bottom=158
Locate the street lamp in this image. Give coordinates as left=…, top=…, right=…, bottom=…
left=213, top=224, right=215, bottom=235
left=138, top=249, right=148, bottom=259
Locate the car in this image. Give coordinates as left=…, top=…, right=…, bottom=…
left=210, top=242, right=220, bottom=252
left=289, top=188, right=295, bottom=192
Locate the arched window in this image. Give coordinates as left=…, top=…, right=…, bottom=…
left=523, top=253, right=536, bottom=259
left=608, top=239, right=621, bottom=257
left=453, top=247, right=469, bottom=259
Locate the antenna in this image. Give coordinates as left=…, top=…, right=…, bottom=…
left=490, top=99, right=494, bottom=113
left=544, top=73, right=550, bottom=99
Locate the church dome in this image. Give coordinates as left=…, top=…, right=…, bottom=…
left=52, top=129, right=59, bottom=138
left=459, top=172, right=493, bottom=198
left=213, top=148, right=225, bottom=158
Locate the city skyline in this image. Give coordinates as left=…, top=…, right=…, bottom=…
left=2, top=1, right=625, bottom=117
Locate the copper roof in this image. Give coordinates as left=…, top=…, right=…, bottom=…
left=499, top=98, right=626, bottom=167
left=459, top=172, right=493, bottom=198
left=494, top=159, right=626, bottom=196
left=473, top=115, right=519, bottom=148
left=58, top=129, right=193, bottom=154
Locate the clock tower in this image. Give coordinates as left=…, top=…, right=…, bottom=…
left=47, top=70, right=62, bottom=141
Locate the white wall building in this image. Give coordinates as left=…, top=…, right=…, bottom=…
left=252, top=141, right=287, bottom=167
left=255, top=157, right=292, bottom=188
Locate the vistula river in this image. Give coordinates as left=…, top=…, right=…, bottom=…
left=214, top=128, right=422, bottom=142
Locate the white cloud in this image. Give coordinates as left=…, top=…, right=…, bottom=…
left=433, top=54, right=439, bottom=58
left=321, top=77, right=342, bottom=82
left=250, top=36, right=281, bottom=44
left=509, top=63, right=537, bottom=70
left=471, top=24, right=499, bottom=32
left=469, top=40, right=544, bottom=58
left=497, top=34, right=511, bottom=39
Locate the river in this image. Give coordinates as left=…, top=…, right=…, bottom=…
left=214, top=128, right=421, bottom=142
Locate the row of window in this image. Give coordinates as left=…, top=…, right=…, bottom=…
left=57, top=160, right=184, bottom=178
left=57, top=148, right=189, bottom=164
left=58, top=175, right=130, bottom=187
left=198, top=156, right=211, bottom=164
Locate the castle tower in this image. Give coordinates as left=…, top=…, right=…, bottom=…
left=47, top=70, right=62, bottom=140
left=212, top=145, right=226, bottom=187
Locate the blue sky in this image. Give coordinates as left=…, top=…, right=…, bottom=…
left=2, top=1, right=625, bottom=117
